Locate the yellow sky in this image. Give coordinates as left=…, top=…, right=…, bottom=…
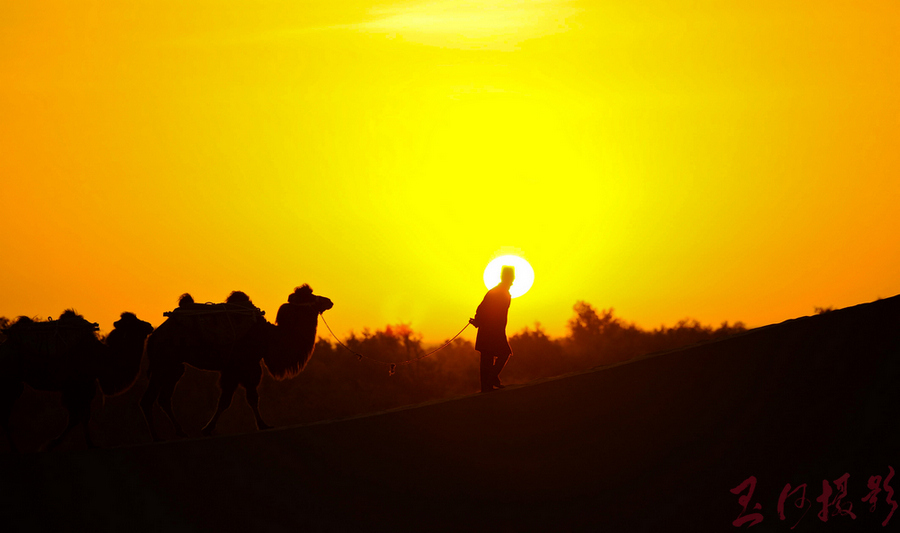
left=2, top=0, right=899, bottom=343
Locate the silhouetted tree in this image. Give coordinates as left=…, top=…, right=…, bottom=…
left=507, top=323, right=569, bottom=382
left=345, top=323, right=424, bottom=365
left=562, top=303, right=747, bottom=369
left=566, top=302, right=645, bottom=365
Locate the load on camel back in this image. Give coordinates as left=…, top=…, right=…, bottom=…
left=142, top=285, right=333, bottom=440
left=4, top=309, right=101, bottom=390
left=163, top=291, right=267, bottom=352
left=4, top=309, right=100, bottom=364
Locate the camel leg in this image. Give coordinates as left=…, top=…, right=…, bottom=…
left=48, top=382, right=96, bottom=450
left=155, top=363, right=186, bottom=438
left=241, top=363, right=271, bottom=431
left=142, top=363, right=185, bottom=442
left=141, top=373, right=163, bottom=442
left=201, top=374, right=238, bottom=437
left=245, top=385, right=272, bottom=431
left=0, top=380, right=24, bottom=453
left=158, top=375, right=187, bottom=438
left=74, top=390, right=97, bottom=450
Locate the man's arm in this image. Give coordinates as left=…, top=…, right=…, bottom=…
left=470, top=292, right=490, bottom=328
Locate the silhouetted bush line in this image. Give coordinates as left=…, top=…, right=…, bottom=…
left=506, top=301, right=746, bottom=383
left=0, top=302, right=747, bottom=449
left=260, top=301, right=747, bottom=425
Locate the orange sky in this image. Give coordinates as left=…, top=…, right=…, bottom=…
left=2, top=1, right=899, bottom=343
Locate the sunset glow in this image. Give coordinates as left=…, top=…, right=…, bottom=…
left=484, top=255, right=534, bottom=298
left=1, top=1, right=898, bottom=342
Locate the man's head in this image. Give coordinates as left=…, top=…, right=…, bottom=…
left=500, top=265, right=515, bottom=287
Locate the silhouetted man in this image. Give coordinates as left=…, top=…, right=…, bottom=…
left=470, top=265, right=514, bottom=393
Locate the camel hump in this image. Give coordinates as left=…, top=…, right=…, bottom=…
left=162, top=301, right=266, bottom=345
left=164, top=301, right=265, bottom=318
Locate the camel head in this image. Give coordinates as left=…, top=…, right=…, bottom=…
left=98, top=312, right=154, bottom=396
left=284, top=284, right=333, bottom=314
left=112, top=312, right=154, bottom=337
left=264, top=285, right=333, bottom=380
left=315, top=295, right=334, bottom=313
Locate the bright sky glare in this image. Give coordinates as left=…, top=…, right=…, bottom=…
left=1, top=0, right=898, bottom=342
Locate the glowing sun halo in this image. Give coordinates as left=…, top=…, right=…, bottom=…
left=483, top=254, right=534, bottom=298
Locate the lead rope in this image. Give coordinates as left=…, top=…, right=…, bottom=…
left=320, top=314, right=470, bottom=375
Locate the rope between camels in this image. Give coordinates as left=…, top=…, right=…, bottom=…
left=319, top=314, right=470, bottom=375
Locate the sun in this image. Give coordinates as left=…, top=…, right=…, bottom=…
left=483, top=254, right=535, bottom=298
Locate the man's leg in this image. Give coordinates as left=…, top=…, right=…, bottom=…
left=493, top=353, right=510, bottom=387
left=480, top=351, right=494, bottom=392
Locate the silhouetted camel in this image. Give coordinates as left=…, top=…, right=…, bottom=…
left=0, top=311, right=154, bottom=452
left=141, top=285, right=333, bottom=440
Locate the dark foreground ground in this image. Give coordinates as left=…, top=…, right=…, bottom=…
left=1, top=296, right=898, bottom=532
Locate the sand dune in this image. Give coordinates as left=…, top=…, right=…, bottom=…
left=2, top=296, right=898, bottom=532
